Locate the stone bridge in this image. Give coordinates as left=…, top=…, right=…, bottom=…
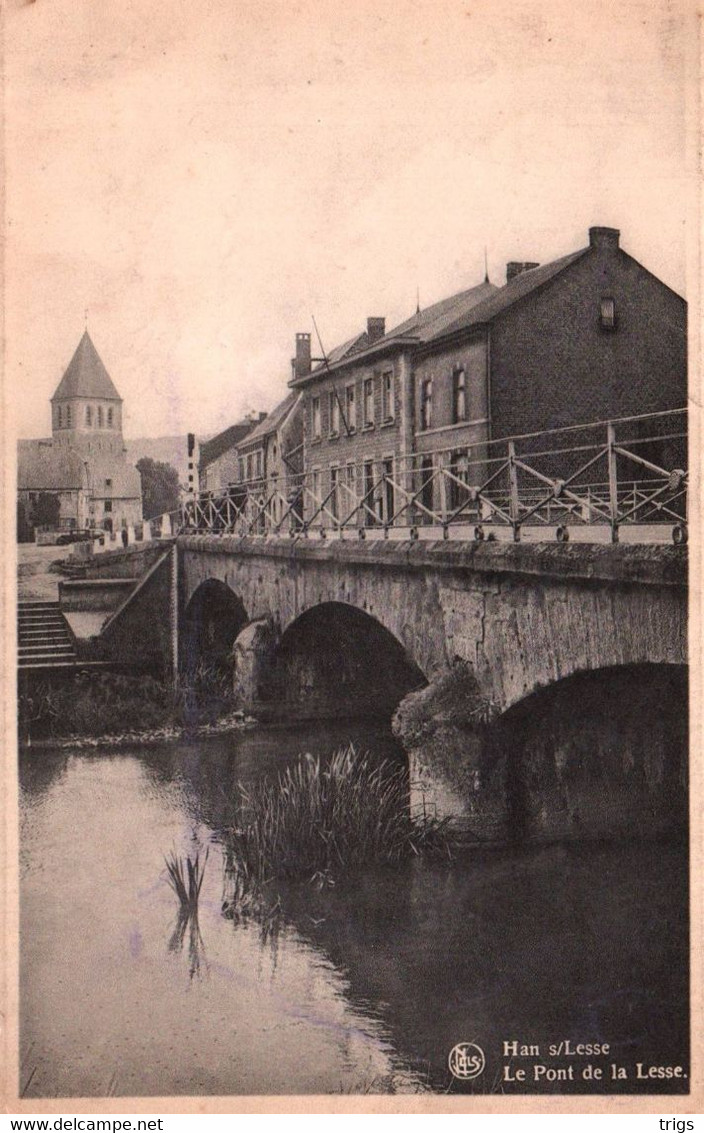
left=179, top=535, right=687, bottom=843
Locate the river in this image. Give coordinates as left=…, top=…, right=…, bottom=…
left=19, top=722, right=689, bottom=1098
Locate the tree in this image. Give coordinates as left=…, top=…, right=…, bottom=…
left=136, top=457, right=180, bottom=519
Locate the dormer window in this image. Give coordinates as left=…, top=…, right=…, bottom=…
left=600, top=296, right=616, bottom=330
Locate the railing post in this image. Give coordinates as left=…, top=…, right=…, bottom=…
left=508, top=441, right=521, bottom=542
left=437, top=454, right=450, bottom=539
left=607, top=422, right=619, bottom=543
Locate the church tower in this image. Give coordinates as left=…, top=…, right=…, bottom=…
left=51, top=331, right=125, bottom=455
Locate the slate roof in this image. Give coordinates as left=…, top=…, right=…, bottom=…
left=199, top=421, right=256, bottom=470
left=432, top=250, right=588, bottom=341
left=17, top=440, right=142, bottom=499
left=18, top=441, right=87, bottom=490
left=386, top=279, right=498, bottom=342
left=238, top=392, right=301, bottom=448
left=297, top=281, right=498, bottom=384
left=52, top=332, right=122, bottom=402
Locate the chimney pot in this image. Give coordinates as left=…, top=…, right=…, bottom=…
left=292, top=331, right=311, bottom=380
left=589, top=226, right=620, bottom=250
left=367, top=317, right=386, bottom=344
left=506, top=261, right=540, bottom=283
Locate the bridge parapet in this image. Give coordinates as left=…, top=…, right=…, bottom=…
left=178, top=533, right=686, bottom=588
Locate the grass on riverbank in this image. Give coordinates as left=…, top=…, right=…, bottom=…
left=225, top=745, right=453, bottom=884
left=18, top=664, right=241, bottom=741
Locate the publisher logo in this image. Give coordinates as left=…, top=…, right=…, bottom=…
left=448, top=1042, right=486, bottom=1080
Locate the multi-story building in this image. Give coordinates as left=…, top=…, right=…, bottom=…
left=197, top=416, right=262, bottom=493
left=231, top=391, right=304, bottom=518
left=17, top=331, right=143, bottom=539
left=290, top=227, right=687, bottom=527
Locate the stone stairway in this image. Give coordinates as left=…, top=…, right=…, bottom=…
left=18, top=601, right=77, bottom=670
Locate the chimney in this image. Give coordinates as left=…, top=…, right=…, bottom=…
left=292, top=332, right=311, bottom=381
left=506, top=261, right=540, bottom=283
left=367, top=317, right=386, bottom=344
left=589, top=226, right=620, bottom=251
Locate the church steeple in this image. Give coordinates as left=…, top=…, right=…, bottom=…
left=51, top=331, right=124, bottom=453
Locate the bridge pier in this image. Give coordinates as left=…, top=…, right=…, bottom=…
left=393, top=664, right=510, bottom=842
left=231, top=618, right=278, bottom=713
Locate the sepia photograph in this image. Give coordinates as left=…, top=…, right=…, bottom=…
left=2, top=0, right=699, bottom=1112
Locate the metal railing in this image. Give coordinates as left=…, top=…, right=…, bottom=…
left=174, top=409, right=688, bottom=545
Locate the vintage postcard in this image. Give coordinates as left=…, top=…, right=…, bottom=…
left=2, top=0, right=701, bottom=1115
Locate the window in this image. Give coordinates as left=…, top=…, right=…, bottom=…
left=345, top=385, right=356, bottom=431
left=255, top=451, right=262, bottom=479
left=86, top=405, right=92, bottom=426
left=312, top=397, right=321, bottom=440
left=345, top=462, right=356, bottom=504
left=105, top=478, right=112, bottom=488
left=363, top=459, right=377, bottom=526
left=382, top=457, right=394, bottom=523
left=449, top=451, right=470, bottom=511
left=382, top=371, right=394, bottom=421
left=330, top=465, right=340, bottom=521
left=247, top=454, right=253, bottom=481
left=363, top=378, right=375, bottom=426
left=312, top=467, right=322, bottom=507
left=57, top=406, right=63, bottom=428
left=107, top=407, right=113, bottom=427
left=419, top=455, right=434, bottom=518
left=420, top=379, right=433, bottom=430
left=104, top=500, right=113, bottom=513
left=600, top=296, right=616, bottom=330
left=98, top=406, right=104, bottom=427
left=452, top=367, right=467, bottom=423
left=66, top=405, right=72, bottom=427
left=329, top=390, right=340, bottom=435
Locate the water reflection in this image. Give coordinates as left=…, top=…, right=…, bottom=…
left=19, top=724, right=688, bottom=1097
left=167, top=910, right=208, bottom=982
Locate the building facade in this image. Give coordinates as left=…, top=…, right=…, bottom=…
left=197, top=417, right=262, bottom=493
left=290, top=227, right=687, bottom=527
left=17, top=331, right=143, bottom=539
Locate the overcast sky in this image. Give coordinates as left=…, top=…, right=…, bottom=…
left=6, top=0, right=695, bottom=441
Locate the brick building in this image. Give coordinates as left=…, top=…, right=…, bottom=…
left=290, top=227, right=686, bottom=526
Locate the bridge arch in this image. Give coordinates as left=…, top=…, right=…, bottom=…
left=182, top=578, right=249, bottom=675
left=490, top=661, right=688, bottom=841
left=260, top=600, right=428, bottom=720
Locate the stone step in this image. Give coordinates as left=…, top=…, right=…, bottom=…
left=17, top=620, right=65, bottom=629
left=18, top=613, right=65, bottom=624
left=19, top=644, right=75, bottom=657
left=18, top=629, right=70, bottom=639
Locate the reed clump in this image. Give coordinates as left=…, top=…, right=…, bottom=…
left=164, top=847, right=209, bottom=911
left=18, top=662, right=241, bottom=740
left=225, top=745, right=452, bottom=883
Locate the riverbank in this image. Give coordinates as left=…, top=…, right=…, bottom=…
left=19, top=710, right=257, bottom=751
left=17, top=666, right=253, bottom=747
